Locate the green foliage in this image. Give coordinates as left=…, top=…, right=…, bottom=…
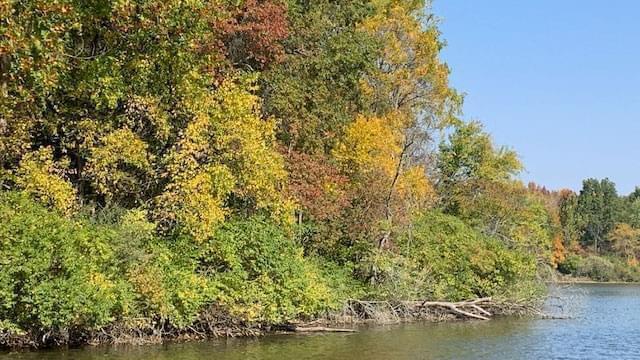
left=558, top=254, right=640, bottom=282
left=436, top=121, right=554, bottom=266
left=197, top=218, right=341, bottom=323
left=557, top=255, right=581, bottom=275
left=574, top=256, right=615, bottom=282
left=0, top=192, right=216, bottom=334
left=558, top=190, right=580, bottom=248
left=0, top=192, right=135, bottom=332
left=264, top=0, right=379, bottom=153
left=0, top=193, right=349, bottom=337
left=438, top=121, right=521, bottom=184
left=556, top=179, right=640, bottom=282
left=396, top=211, right=538, bottom=301
left=577, top=178, right=619, bottom=251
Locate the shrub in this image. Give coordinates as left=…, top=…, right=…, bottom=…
left=397, top=211, right=539, bottom=301
left=196, top=217, right=340, bottom=323
left=0, top=192, right=136, bottom=334
left=575, top=256, right=615, bottom=281
left=557, top=255, right=581, bottom=275
left=0, top=192, right=214, bottom=337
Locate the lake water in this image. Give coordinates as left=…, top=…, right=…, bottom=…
left=3, top=284, right=640, bottom=360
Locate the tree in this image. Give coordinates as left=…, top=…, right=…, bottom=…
left=436, top=121, right=554, bottom=261
left=213, top=0, right=289, bottom=71
left=154, top=78, right=291, bottom=242
left=618, top=188, right=640, bottom=229
left=360, top=0, right=459, bottom=120
left=333, top=114, right=436, bottom=250
left=262, top=0, right=378, bottom=153
left=437, top=121, right=522, bottom=216
left=609, top=223, right=640, bottom=265
left=577, top=178, right=619, bottom=252
left=558, top=189, right=581, bottom=249
left=1, top=0, right=294, bottom=230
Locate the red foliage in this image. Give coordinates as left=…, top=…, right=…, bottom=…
left=285, top=150, right=351, bottom=222
left=214, top=0, right=289, bottom=70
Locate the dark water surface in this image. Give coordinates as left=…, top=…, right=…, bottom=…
left=3, top=284, right=640, bottom=359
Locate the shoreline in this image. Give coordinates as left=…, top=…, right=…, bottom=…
left=1, top=298, right=536, bottom=350
left=546, top=277, right=640, bottom=285
left=550, top=279, right=640, bottom=285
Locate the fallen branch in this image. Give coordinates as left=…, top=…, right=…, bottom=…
left=417, top=298, right=493, bottom=320
left=341, top=297, right=507, bottom=322
left=417, top=301, right=490, bottom=320
left=292, top=327, right=357, bottom=333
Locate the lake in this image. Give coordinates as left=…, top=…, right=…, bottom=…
left=3, top=284, right=640, bottom=359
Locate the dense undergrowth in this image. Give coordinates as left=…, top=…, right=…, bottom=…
left=0, top=192, right=543, bottom=347
left=558, top=255, right=640, bottom=282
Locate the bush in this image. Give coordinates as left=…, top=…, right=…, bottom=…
left=196, top=218, right=342, bottom=323
left=0, top=192, right=215, bottom=337
left=560, top=254, right=640, bottom=282
left=557, top=255, right=581, bottom=275
left=0, top=192, right=351, bottom=340
left=0, top=192, right=136, bottom=334
left=396, top=211, right=539, bottom=301
left=610, top=257, right=640, bottom=282
left=575, top=256, right=615, bottom=281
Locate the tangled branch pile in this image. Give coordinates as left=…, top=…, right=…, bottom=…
left=335, top=297, right=545, bottom=324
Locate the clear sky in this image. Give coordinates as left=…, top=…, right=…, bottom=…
left=432, top=0, right=640, bottom=195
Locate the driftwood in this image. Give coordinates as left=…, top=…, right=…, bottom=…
left=412, top=297, right=493, bottom=320
left=276, top=323, right=357, bottom=333
left=292, top=326, right=357, bottom=333
left=339, top=297, right=530, bottom=323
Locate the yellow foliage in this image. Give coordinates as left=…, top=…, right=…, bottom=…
left=157, top=164, right=234, bottom=242
left=396, top=165, right=436, bottom=210
left=360, top=0, right=455, bottom=119
left=128, top=266, right=171, bottom=317
left=122, top=95, right=172, bottom=144
left=333, top=114, right=403, bottom=177
left=334, top=113, right=437, bottom=238
left=16, top=147, right=76, bottom=215
left=609, top=223, right=640, bottom=262
left=156, top=78, right=292, bottom=240
left=86, top=128, right=153, bottom=201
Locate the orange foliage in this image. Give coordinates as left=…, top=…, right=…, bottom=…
left=214, top=0, right=289, bottom=70
left=552, top=234, right=566, bottom=268
left=285, top=150, right=351, bottom=222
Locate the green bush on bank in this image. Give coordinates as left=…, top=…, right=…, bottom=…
left=359, top=211, right=541, bottom=302
left=0, top=191, right=547, bottom=344
left=558, top=254, right=640, bottom=282
left=196, top=218, right=348, bottom=322
left=0, top=192, right=346, bottom=338
left=0, top=191, right=137, bottom=332
left=0, top=191, right=213, bottom=334
left=397, top=211, right=539, bottom=301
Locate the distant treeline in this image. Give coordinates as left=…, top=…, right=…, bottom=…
left=549, top=179, right=640, bottom=281
left=0, top=0, right=617, bottom=347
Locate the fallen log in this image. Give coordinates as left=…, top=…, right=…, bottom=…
left=417, top=297, right=493, bottom=321
left=292, top=327, right=357, bottom=333
left=416, top=301, right=490, bottom=320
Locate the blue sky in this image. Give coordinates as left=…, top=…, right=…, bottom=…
left=432, top=0, right=640, bottom=195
